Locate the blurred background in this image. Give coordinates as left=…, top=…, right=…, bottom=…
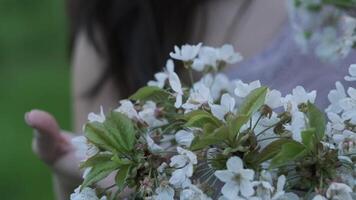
left=0, top=0, right=70, bottom=199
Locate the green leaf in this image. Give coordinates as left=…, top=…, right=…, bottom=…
left=301, top=128, right=316, bottom=151
left=115, top=165, right=131, bottom=190
left=80, top=153, right=113, bottom=169
left=270, top=141, right=306, bottom=168
left=307, top=102, right=326, bottom=141
left=227, top=114, right=249, bottom=140
left=223, top=146, right=249, bottom=155
left=84, top=122, right=119, bottom=152
left=129, top=86, right=169, bottom=102
left=112, top=155, right=133, bottom=165
left=203, top=123, right=218, bottom=135
left=185, top=110, right=221, bottom=128
left=104, top=112, right=136, bottom=152
left=190, top=126, right=228, bottom=151
left=255, top=139, right=292, bottom=164
left=183, top=110, right=207, bottom=120
left=243, top=148, right=260, bottom=169
left=82, top=160, right=120, bottom=188
left=238, top=87, right=268, bottom=116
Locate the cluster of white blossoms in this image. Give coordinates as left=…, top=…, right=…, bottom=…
left=287, top=0, right=356, bottom=61
left=170, top=43, right=242, bottom=72
left=325, top=64, right=356, bottom=162
left=70, top=44, right=356, bottom=200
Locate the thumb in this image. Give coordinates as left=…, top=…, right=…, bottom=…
left=25, top=109, right=71, bottom=164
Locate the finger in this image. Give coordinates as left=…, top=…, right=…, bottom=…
left=25, top=109, right=65, bottom=142
left=24, top=109, right=71, bottom=164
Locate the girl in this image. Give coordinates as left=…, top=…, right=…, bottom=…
left=25, top=0, right=356, bottom=199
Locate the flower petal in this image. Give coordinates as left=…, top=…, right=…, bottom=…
left=214, top=170, right=234, bottom=182
left=239, top=179, right=255, bottom=197
left=226, top=156, right=243, bottom=172
left=221, top=182, right=239, bottom=199
left=242, top=169, right=255, bottom=181
left=221, top=93, right=235, bottom=112
left=210, top=104, right=227, bottom=120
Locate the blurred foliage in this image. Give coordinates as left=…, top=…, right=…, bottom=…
left=0, top=0, right=70, bottom=199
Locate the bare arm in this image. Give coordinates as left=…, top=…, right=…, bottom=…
left=24, top=1, right=288, bottom=198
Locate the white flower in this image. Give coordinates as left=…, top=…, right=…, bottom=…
left=345, top=64, right=356, bottom=82
left=284, top=110, right=306, bottom=142
left=145, top=134, right=164, bottom=154
left=117, top=100, right=168, bottom=127
left=169, top=147, right=197, bottom=188
left=170, top=147, right=197, bottom=170
left=283, top=86, right=317, bottom=112
left=339, top=87, right=356, bottom=123
left=210, top=74, right=232, bottom=100
left=147, top=60, right=183, bottom=108
left=182, top=83, right=213, bottom=112
left=312, top=195, right=327, bottom=200
left=326, top=112, right=349, bottom=144
left=88, top=106, right=106, bottom=123
left=192, top=44, right=242, bottom=72
left=148, top=72, right=168, bottom=88
left=154, top=185, right=175, bottom=200
left=170, top=43, right=202, bottom=62
left=326, top=112, right=355, bottom=145
left=180, top=184, right=212, bottom=200
left=265, top=90, right=282, bottom=109
left=252, top=174, right=287, bottom=200
left=326, top=81, right=346, bottom=114
left=214, top=156, right=255, bottom=198
left=210, top=93, right=236, bottom=121
left=327, top=112, right=345, bottom=131
left=166, top=61, right=184, bottom=108
left=139, top=101, right=167, bottom=127
left=253, top=180, right=274, bottom=200
left=199, top=73, right=232, bottom=101
left=115, top=100, right=139, bottom=120
left=70, top=186, right=106, bottom=200
left=216, top=44, right=243, bottom=64
left=234, top=80, right=261, bottom=98
left=71, top=136, right=99, bottom=161
left=272, top=175, right=286, bottom=200
left=192, top=47, right=219, bottom=71
left=326, top=182, right=353, bottom=200
left=282, top=86, right=316, bottom=141
left=175, top=130, right=195, bottom=147
left=197, top=73, right=235, bottom=101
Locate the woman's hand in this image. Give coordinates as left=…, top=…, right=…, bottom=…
left=24, top=110, right=123, bottom=199
left=24, top=110, right=83, bottom=199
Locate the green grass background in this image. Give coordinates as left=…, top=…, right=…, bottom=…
left=0, top=0, right=70, bottom=199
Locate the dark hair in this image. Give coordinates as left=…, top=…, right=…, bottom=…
left=67, top=0, right=204, bottom=97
